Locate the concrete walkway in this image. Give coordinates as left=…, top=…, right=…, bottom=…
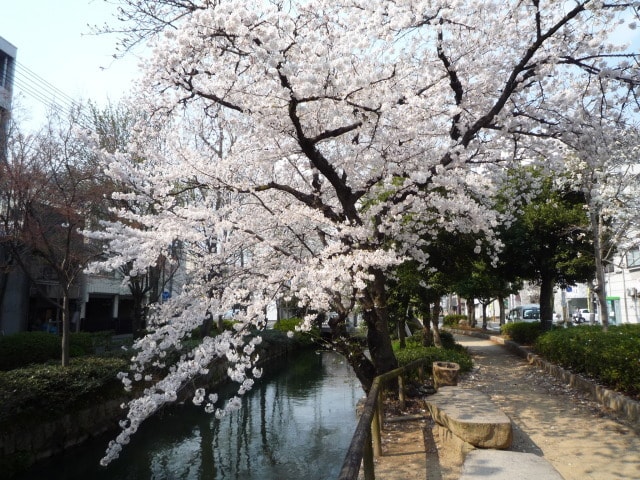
left=367, top=334, right=640, bottom=480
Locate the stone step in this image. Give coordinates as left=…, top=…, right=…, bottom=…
left=460, top=450, right=564, bottom=480
left=425, top=386, right=512, bottom=449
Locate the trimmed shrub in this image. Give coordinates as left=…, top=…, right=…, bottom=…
left=0, top=332, right=96, bottom=371
left=392, top=338, right=473, bottom=374
left=404, top=329, right=456, bottom=349
left=71, top=332, right=94, bottom=355
left=535, top=324, right=640, bottom=397
left=500, top=322, right=543, bottom=345
left=439, top=330, right=457, bottom=350
left=273, top=317, right=304, bottom=333
left=394, top=346, right=472, bottom=374
left=405, top=334, right=424, bottom=347
left=443, top=314, right=467, bottom=327
left=0, top=356, right=128, bottom=428
left=272, top=317, right=318, bottom=346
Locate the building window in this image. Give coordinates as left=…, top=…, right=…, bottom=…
left=626, top=248, right=640, bottom=269
left=0, top=51, right=11, bottom=88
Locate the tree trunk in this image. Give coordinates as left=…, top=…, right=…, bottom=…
left=539, top=272, right=555, bottom=331
left=361, top=269, right=398, bottom=380
left=324, top=275, right=396, bottom=394
left=590, top=208, right=609, bottom=331
left=431, top=302, right=442, bottom=348
left=61, top=290, right=71, bottom=367
left=398, top=300, right=409, bottom=349
left=398, top=316, right=406, bottom=348
left=481, top=303, right=488, bottom=329
left=498, top=296, right=506, bottom=325
left=420, top=303, right=433, bottom=346
left=201, top=312, right=214, bottom=337
left=467, top=298, right=476, bottom=327
left=131, top=288, right=146, bottom=336
left=327, top=311, right=377, bottom=392
left=0, top=245, right=11, bottom=319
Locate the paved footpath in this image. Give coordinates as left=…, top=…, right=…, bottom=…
left=454, top=334, right=640, bottom=480
left=368, top=334, right=640, bottom=480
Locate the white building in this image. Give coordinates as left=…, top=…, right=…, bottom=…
left=552, top=248, right=640, bottom=325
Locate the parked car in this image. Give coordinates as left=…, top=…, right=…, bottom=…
left=506, top=304, right=540, bottom=323
left=573, top=308, right=598, bottom=325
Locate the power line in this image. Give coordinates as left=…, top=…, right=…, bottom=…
left=11, top=61, right=94, bottom=131
left=15, top=61, right=78, bottom=109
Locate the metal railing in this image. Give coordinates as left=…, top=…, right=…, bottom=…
left=337, top=358, right=429, bottom=480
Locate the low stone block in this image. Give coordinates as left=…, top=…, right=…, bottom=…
left=434, top=423, right=476, bottom=466
left=425, top=386, right=512, bottom=449
left=460, top=450, right=563, bottom=480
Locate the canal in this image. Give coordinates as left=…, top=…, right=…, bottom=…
left=16, top=350, right=362, bottom=480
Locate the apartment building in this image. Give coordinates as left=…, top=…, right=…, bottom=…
left=0, top=35, right=16, bottom=155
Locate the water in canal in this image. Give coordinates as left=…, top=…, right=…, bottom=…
left=16, top=349, right=362, bottom=480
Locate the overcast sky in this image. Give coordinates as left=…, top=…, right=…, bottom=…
left=0, top=0, right=141, bottom=130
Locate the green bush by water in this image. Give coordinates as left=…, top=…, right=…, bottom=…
left=273, top=317, right=319, bottom=345
left=0, top=356, right=128, bottom=429
left=535, top=324, right=640, bottom=397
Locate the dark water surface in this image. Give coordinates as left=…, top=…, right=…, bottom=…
left=16, top=350, right=362, bottom=480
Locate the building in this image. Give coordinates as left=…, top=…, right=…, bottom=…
left=0, top=36, right=23, bottom=335
left=0, top=36, right=16, bottom=159
left=554, top=249, right=640, bottom=325
left=0, top=36, right=183, bottom=336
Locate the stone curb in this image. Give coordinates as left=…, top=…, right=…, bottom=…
left=446, top=328, right=640, bottom=427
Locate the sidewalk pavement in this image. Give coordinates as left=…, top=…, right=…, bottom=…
left=367, top=333, right=640, bottom=480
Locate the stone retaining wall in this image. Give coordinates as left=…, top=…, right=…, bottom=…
left=0, top=399, right=125, bottom=463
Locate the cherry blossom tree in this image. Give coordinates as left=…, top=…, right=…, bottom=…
left=562, top=119, right=640, bottom=329
left=95, top=0, right=640, bottom=465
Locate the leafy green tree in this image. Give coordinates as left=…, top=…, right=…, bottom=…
left=455, top=258, right=521, bottom=328
left=388, top=229, right=479, bottom=346
left=499, top=169, right=595, bottom=330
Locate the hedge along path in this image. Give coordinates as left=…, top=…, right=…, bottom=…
left=453, top=334, right=640, bottom=480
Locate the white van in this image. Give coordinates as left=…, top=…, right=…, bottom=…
left=507, top=304, right=540, bottom=323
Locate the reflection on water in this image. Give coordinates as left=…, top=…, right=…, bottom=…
left=16, top=350, right=362, bottom=480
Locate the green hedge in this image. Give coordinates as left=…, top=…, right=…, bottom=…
left=535, top=324, right=640, bottom=397
left=0, top=332, right=95, bottom=371
left=0, top=356, right=128, bottom=429
left=443, top=314, right=467, bottom=327
left=500, top=322, right=543, bottom=345
left=393, top=337, right=473, bottom=374
left=273, top=317, right=319, bottom=345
